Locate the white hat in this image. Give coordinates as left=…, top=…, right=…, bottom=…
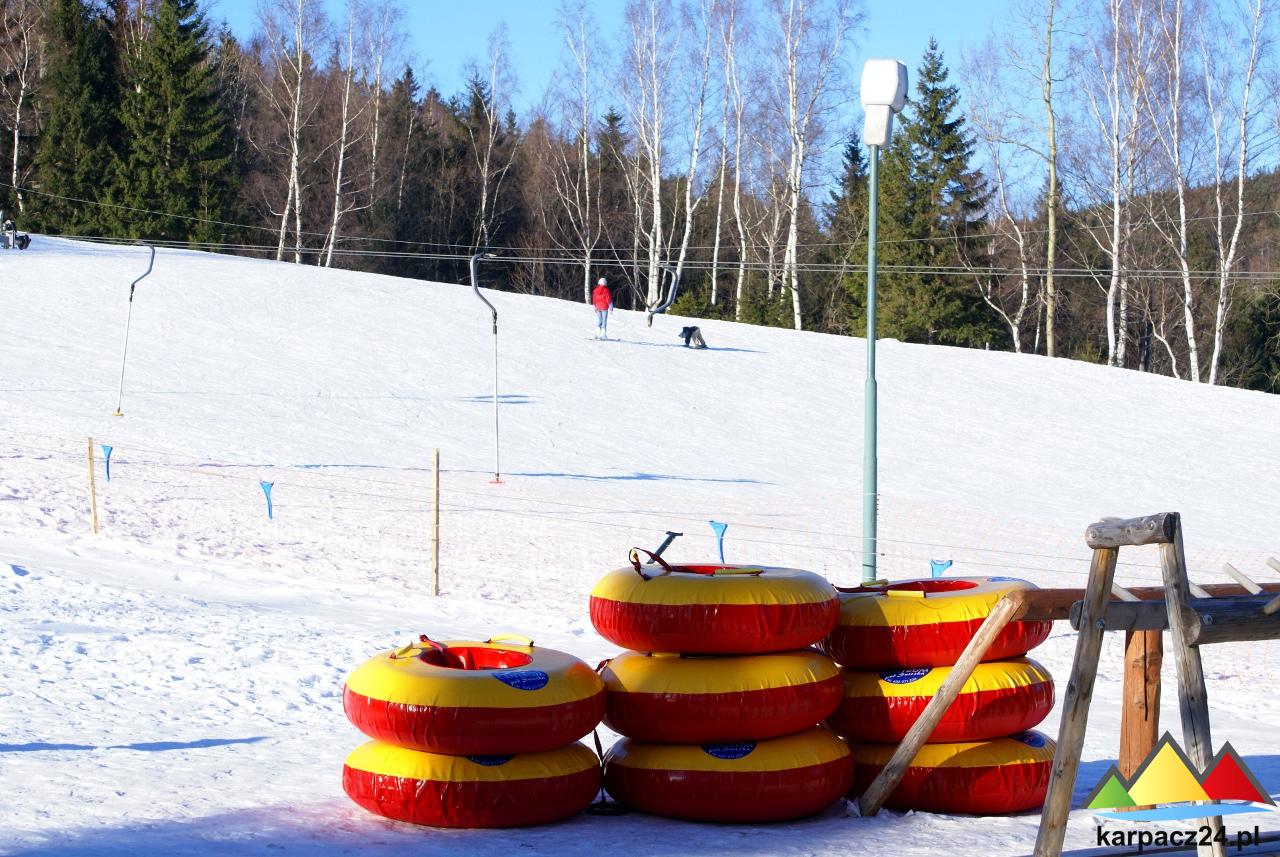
left=598, top=277, right=607, bottom=284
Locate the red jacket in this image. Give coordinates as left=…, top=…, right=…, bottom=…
left=592, top=284, right=613, bottom=310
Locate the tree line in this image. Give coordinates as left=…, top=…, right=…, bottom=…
left=2, top=0, right=1277, bottom=392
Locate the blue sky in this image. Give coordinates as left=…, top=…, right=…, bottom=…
left=206, top=0, right=1009, bottom=109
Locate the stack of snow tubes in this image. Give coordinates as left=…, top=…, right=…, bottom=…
left=822, top=576, right=1057, bottom=814
left=590, top=554, right=854, bottom=822
left=340, top=634, right=606, bottom=828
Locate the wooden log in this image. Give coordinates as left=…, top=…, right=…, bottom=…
left=1006, top=587, right=1085, bottom=622
left=1186, top=595, right=1280, bottom=646
left=858, top=593, right=1021, bottom=817
left=1069, top=600, right=1167, bottom=632
left=1159, top=520, right=1225, bottom=857
left=1119, top=630, right=1162, bottom=785
left=1033, top=546, right=1119, bottom=857
left=1085, top=513, right=1178, bottom=549
left=1063, top=584, right=1280, bottom=631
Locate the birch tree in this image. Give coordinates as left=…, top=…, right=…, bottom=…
left=763, top=0, right=859, bottom=330
left=358, top=0, right=404, bottom=201
left=464, top=25, right=519, bottom=251
left=669, top=0, right=716, bottom=292
left=0, top=0, right=42, bottom=211
left=321, top=1, right=368, bottom=267
left=551, top=0, right=602, bottom=303
left=621, top=0, right=679, bottom=305
left=257, top=0, right=327, bottom=262
left=1077, top=0, right=1155, bottom=367
left=1201, top=0, right=1265, bottom=384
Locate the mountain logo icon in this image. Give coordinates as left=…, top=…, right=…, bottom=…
left=1084, top=733, right=1277, bottom=822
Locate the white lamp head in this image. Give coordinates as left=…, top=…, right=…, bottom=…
left=860, top=59, right=909, bottom=147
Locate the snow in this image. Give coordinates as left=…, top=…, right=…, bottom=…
left=1, top=236, right=1278, bottom=855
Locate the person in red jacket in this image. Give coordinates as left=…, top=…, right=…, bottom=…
left=592, top=276, right=614, bottom=339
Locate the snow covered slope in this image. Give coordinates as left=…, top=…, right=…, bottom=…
left=2, top=237, right=1278, bottom=856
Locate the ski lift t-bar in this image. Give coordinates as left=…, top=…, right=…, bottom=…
left=645, top=265, right=681, bottom=327
left=113, top=240, right=156, bottom=416
left=648, top=531, right=683, bottom=562
left=470, top=252, right=502, bottom=483
left=470, top=252, right=498, bottom=333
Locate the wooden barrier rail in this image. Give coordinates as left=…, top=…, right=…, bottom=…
left=853, top=512, right=1279, bottom=857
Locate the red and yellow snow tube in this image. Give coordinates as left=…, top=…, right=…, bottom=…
left=850, top=730, right=1055, bottom=814
left=602, top=649, right=843, bottom=743
left=590, top=558, right=839, bottom=654
left=821, top=577, right=1052, bottom=669
left=343, top=635, right=605, bottom=755
left=343, top=739, right=600, bottom=828
left=604, top=728, right=854, bottom=822
left=829, top=658, right=1054, bottom=743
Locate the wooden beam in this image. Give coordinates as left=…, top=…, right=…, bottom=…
left=1186, top=595, right=1280, bottom=646
left=1159, top=520, right=1225, bottom=857
left=1069, top=599, right=1167, bottom=632
left=1063, top=584, right=1280, bottom=631
left=1119, top=629, right=1163, bottom=784
left=1268, top=557, right=1280, bottom=575
left=1222, top=563, right=1262, bottom=595
left=1266, top=593, right=1280, bottom=616
left=1085, top=513, right=1178, bottom=549
left=1112, top=583, right=1139, bottom=601
left=857, top=594, right=1021, bottom=817
left=1033, top=546, right=1119, bottom=857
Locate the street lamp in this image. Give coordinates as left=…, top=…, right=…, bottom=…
left=859, top=58, right=907, bottom=584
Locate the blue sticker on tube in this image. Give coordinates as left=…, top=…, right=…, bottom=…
left=492, top=669, right=549, bottom=691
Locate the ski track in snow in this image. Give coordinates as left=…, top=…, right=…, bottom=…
left=1, top=237, right=1278, bottom=855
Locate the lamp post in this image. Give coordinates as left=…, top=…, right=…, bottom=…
left=859, top=59, right=908, bottom=584
left=470, top=252, right=502, bottom=483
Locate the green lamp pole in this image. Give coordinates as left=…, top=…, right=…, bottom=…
left=859, top=59, right=907, bottom=584
left=862, top=145, right=881, bottom=584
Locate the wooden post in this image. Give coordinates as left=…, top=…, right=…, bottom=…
left=86, top=436, right=100, bottom=535
left=1033, top=545, right=1119, bottom=857
left=431, top=448, right=440, bottom=597
left=1119, top=629, right=1162, bottom=782
left=1159, top=518, right=1225, bottom=857
left=858, top=593, right=1021, bottom=816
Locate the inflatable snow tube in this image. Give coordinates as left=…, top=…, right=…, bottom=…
left=849, top=730, right=1055, bottom=814
left=590, top=555, right=839, bottom=654
left=603, top=728, right=854, bottom=822
left=820, top=577, right=1052, bottom=670
left=343, top=635, right=605, bottom=755
left=602, top=649, right=843, bottom=743
left=829, top=658, right=1053, bottom=743
left=342, top=739, right=600, bottom=828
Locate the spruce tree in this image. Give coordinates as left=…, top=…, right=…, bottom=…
left=26, top=0, right=121, bottom=235
left=824, top=139, right=870, bottom=331
left=871, top=39, right=1004, bottom=347
left=105, top=0, right=237, bottom=242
